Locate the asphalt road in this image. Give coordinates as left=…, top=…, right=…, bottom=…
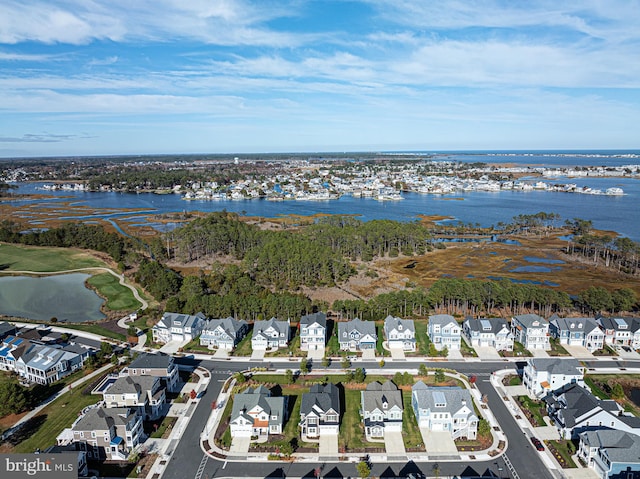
left=160, top=357, right=637, bottom=479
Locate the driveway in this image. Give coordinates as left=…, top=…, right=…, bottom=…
left=420, top=428, right=459, bottom=458
left=389, top=345, right=406, bottom=360
left=362, top=349, right=377, bottom=360
left=228, top=435, right=251, bottom=458
left=447, top=348, right=463, bottom=360
left=159, top=339, right=189, bottom=355
left=475, top=346, right=501, bottom=360
left=384, top=430, right=406, bottom=458
left=319, top=432, right=339, bottom=460
left=307, top=346, right=325, bottom=360
left=250, top=348, right=266, bottom=360
left=530, top=348, right=550, bottom=358
left=213, top=348, right=229, bottom=359
left=562, top=344, right=594, bottom=359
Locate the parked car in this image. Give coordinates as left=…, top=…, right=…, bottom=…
left=530, top=436, right=545, bottom=451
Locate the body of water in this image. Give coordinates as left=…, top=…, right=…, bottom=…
left=0, top=273, right=105, bottom=322
left=8, top=151, right=640, bottom=240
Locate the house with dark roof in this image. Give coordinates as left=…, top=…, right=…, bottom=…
left=549, top=315, right=605, bottom=352
left=511, top=314, right=550, bottom=351
left=361, top=380, right=403, bottom=440
left=0, top=335, right=34, bottom=372
left=338, top=318, right=377, bottom=351
left=545, top=384, right=640, bottom=440
left=15, top=343, right=90, bottom=385
left=152, top=311, right=206, bottom=344
left=61, top=406, right=145, bottom=461
left=125, top=353, right=180, bottom=392
left=200, top=317, right=249, bottom=350
left=522, top=357, right=585, bottom=398
left=0, top=321, right=17, bottom=341
left=251, top=317, right=290, bottom=350
left=102, top=375, right=166, bottom=420
left=578, top=429, right=640, bottom=479
left=428, top=314, right=461, bottom=351
left=411, top=381, right=478, bottom=440
left=299, top=312, right=327, bottom=352
left=463, top=317, right=514, bottom=351
left=229, top=386, right=287, bottom=438
left=596, top=315, right=640, bottom=348
left=383, top=315, right=416, bottom=352
left=300, top=383, right=340, bottom=440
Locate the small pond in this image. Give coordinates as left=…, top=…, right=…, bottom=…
left=0, top=273, right=105, bottom=322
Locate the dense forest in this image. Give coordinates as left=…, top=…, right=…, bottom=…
left=0, top=211, right=638, bottom=320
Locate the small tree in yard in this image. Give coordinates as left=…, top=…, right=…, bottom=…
left=356, top=460, right=371, bottom=478
left=341, top=357, right=351, bottom=369
left=285, top=369, right=294, bottom=384
left=612, top=383, right=625, bottom=400
left=434, top=369, right=446, bottom=383
left=300, top=358, right=309, bottom=374
left=418, top=364, right=428, bottom=376
left=279, top=440, right=294, bottom=458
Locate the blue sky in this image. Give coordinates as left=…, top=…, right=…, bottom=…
left=1, top=0, right=639, bottom=157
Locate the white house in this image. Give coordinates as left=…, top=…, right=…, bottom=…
left=199, top=317, right=249, bottom=350
left=578, top=429, right=640, bottom=479
left=251, top=318, right=290, bottom=350
left=462, top=317, right=514, bottom=351
left=411, top=381, right=477, bottom=440
left=511, top=314, right=550, bottom=351
left=428, top=314, right=461, bottom=351
left=300, top=383, right=340, bottom=440
left=299, top=312, right=327, bottom=352
left=383, top=315, right=416, bottom=351
left=152, top=312, right=206, bottom=344
left=596, top=315, right=640, bottom=348
left=522, top=357, right=585, bottom=398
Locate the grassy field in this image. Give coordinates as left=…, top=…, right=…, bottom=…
left=0, top=243, right=105, bottom=272
left=87, top=272, right=141, bottom=311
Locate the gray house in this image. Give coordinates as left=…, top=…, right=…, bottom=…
left=299, top=312, right=327, bottom=352
left=229, top=386, right=287, bottom=438
left=125, top=353, right=180, bottom=393
left=200, top=317, right=249, bottom=350
left=152, top=312, right=206, bottom=344
left=361, top=380, right=403, bottom=440
left=463, top=317, right=514, bottom=351
left=338, top=318, right=377, bottom=351
left=578, top=429, right=640, bottom=479
left=511, top=314, right=550, bottom=351
left=102, top=375, right=166, bottom=420
left=252, top=317, right=290, bottom=350
left=548, top=315, right=604, bottom=352
left=300, top=383, right=341, bottom=440
left=428, top=314, right=461, bottom=351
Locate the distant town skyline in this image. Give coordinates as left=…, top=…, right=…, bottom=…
left=1, top=1, right=639, bottom=158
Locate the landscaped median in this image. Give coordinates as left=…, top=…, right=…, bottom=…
left=208, top=367, right=495, bottom=461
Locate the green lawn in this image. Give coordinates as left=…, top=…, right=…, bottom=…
left=87, top=272, right=142, bottom=310
left=376, top=323, right=389, bottom=357
left=517, top=395, right=547, bottom=427
left=401, top=390, right=424, bottom=449
left=0, top=243, right=105, bottom=272
left=340, top=389, right=366, bottom=450
left=548, top=338, right=570, bottom=357
left=414, top=321, right=430, bottom=355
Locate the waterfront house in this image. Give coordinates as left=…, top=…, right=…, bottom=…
left=199, top=317, right=249, bottom=350
left=511, top=314, right=550, bottom=351
left=427, top=314, right=461, bottom=351
left=361, top=380, right=403, bottom=440
left=338, top=318, right=377, bottom=351
left=15, top=343, right=90, bottom=385
left=299, top=312, right=327, bottom=352
left=251, top=317, right=290, bottom=350
left=411, top=381, right=478, bottom=439
left=548, top=315, right=604, bottom=352
left=64, top=407, right=145, bottom=461
left=522, top=357, right=585, bottom=398
left=578, top=429, right=640, bottom=479
left=0, top=321, right=17, bottom=341
left=545, top=384, right=640, bottom=440
left=300, top=383, right=340, bottom=440
left=462, top=317, right=514, bottom=351
left=383, top=315, right=416, bottom=352
left=124, top=353, right=180, bottom=393
left=229, top=386, right=286, bottom=438
left=102, top=375, right=166, bottom=420
left=596, top=315, right=640, bottom=348
left=0, top=335, right=34, bottom=373
left=152, top=311, right=206, bottom=344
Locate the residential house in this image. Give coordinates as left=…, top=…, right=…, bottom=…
left=462, top=317, right=514, bottom=351
left=522, top=357, right=585, bottom=398
left=0, top=335, right=34, bottom=373
left=200, top=317, right=249, bottom=350
left=299, top=312, right=327, bottom=352
left=427, top=315, right=461, bottom=351
left=596, top=315, right=640, bottom=348
left=361, top=380, right=403, bottom=440
left=578, top=429, right=640, bottom=479
left=300, top=383, right=341, bottom=440
left=383, top=315, right=416, bottom=352
left=15, top=344, right=90, bottom=385
left=151, top=312, right=206, bottom=344
left=251, top=318, right=290, bottom=350
left=102, top=375, right=166, bottom=420
left=229, top=386, right=286, bottom=438
left=0, top=321, right=17, bottom=341
left=549, top=315, right=605, bottom=352
left=124, top=353, right=180, bottom=393
left=338, top=318, right=377, bottom=351
left=63, top=407, right=145, bottom=461
left=545, top=384, right=640, bottom=440
left=511, top=314, right=550, bottom=351
left=411, top=381, right=478, bottom=440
